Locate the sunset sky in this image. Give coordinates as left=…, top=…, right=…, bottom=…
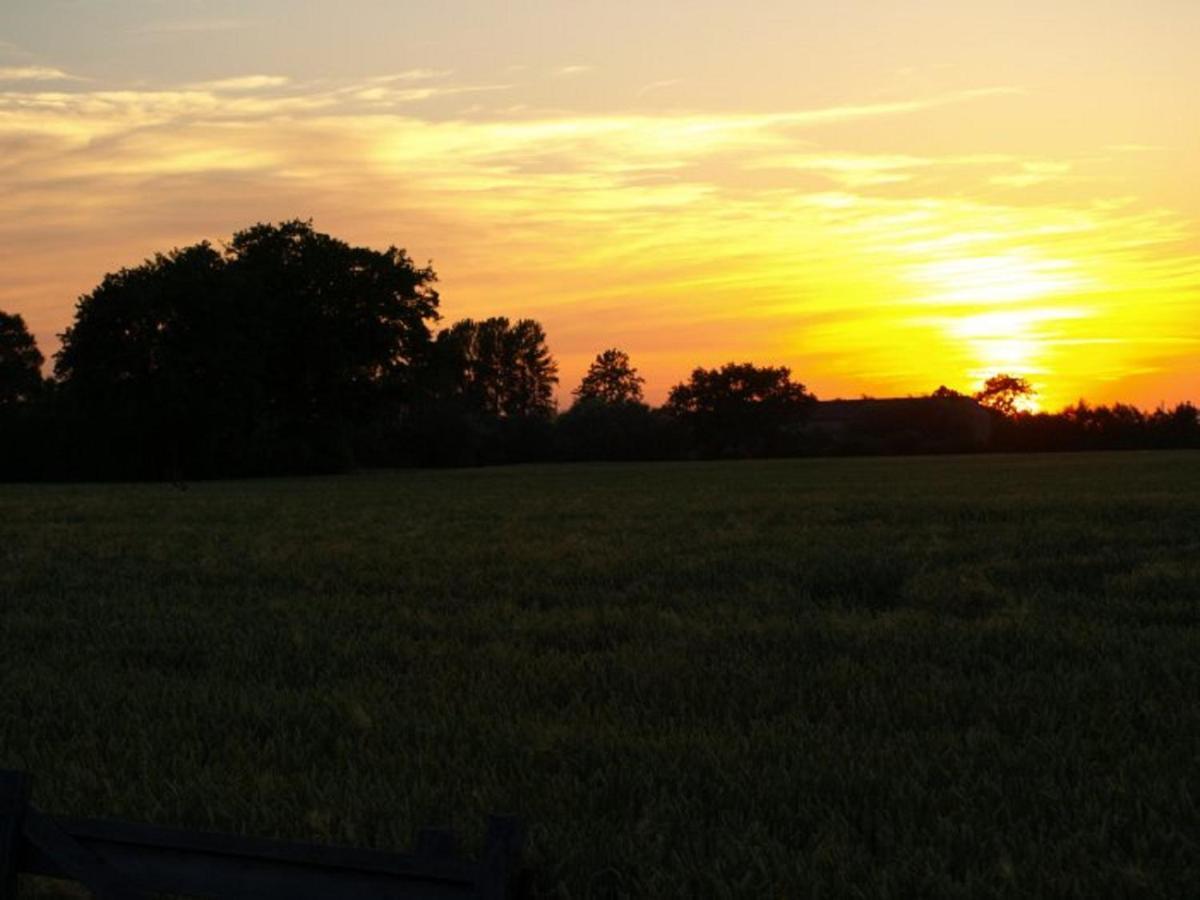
left=2, top=1, right=1198, bottom=409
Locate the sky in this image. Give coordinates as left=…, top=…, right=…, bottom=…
left=2, top=0, right=1198, bottom=410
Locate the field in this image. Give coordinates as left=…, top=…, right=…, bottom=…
left=2, top=452, right=1199, bottom=897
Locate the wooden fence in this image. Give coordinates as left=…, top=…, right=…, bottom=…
left=0, top=771, right=527, bottom=899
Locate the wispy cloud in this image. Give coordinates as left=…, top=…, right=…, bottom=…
left=637, top=79, right=683, bottom=98
left=554, top=65, right=593, bottom=77
left=336, top=82, right=512, bottom=105
left=1106, top=144, right=1166, bottom=154
left=767, top=87, right=1024, bottom=128
left=189, top=75, right=291, bottom=92
left=0, top=66, right=83, bottom=82
left=366, top=69, right=454, bottom=83
left=131, top=19, right=248, bottom=36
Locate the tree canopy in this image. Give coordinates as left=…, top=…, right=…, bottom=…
left=666, top=362, right=816, bottom=457
left=930, top=385, right=965, bottom=399
left=53, top=220, right=440, bottom=476
left=428, top=317, right=558, bottom=420
left=574, top=348, right=645, bottom=405
left=0, top=311, right=44, bottom=406
left=974, top=374, right=1035, bottom=416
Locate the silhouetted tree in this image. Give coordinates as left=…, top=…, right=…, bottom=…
left=552, top=348, right=662, bottom=460
left=52, top=243, right=226, bottom=477
left=1149, top=402, right=1200, bottom=448
left=0, top=311, right=44, bottom=406
left=53, top=221, right=439, bottom=477
left=217, top=221, right=439, bottom=471
left=405, top=316, right=558, bottom=465
left=574, top=348, right=645, bottom=405
left=429, top=317, right=558, bottom=419
left=555, top=399, right=670, bottom=460
left=930, top=385, right=964, bottom=399
left=0, top=311, right=49, bottom=480
left=975, top=374, right=1035, bottom=416
left=665, top=362, right=816, bottom=457
left=1061, top=400, right=1148, bottom=449
left=992, top=397, right=1200, bottom=452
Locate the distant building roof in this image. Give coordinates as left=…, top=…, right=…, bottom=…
left=813, top=395, right=981, bottom=418
left=807, top=396, right=992, bottom=451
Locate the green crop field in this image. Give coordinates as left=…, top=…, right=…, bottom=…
left=2, top=452, right=1198, bottom=897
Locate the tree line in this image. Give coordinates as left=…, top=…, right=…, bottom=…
left=1, top=221, right=1197, bottom=480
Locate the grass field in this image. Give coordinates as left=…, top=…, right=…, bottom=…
left=2, top=452, right=1199, bottom=897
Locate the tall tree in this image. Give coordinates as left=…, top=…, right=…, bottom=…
left=666, top=362, right=816, bottom=457
left=430, top=317, right=558, bottom=419
left=406, top=316, right=558, bottom=465
left=219, top=221, right=439, bottom=462
left=0, top=311, right=44, bottom=406
left=574, top=348, right=645, bottom=405
left=975, top=374, right=1035, bottom=416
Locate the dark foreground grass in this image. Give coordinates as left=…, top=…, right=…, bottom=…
left=2, top=452, right=1198, bottom=897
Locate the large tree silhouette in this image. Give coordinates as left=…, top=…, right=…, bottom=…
left=574, top=348, right=644, bottom=405
left=0, top=311, right=44, bottom=406
left=666, top=362, right=816, bottom=457
left=975, top=374, right=1035, bottom=416
left=54, top=221, right=439, bottom=476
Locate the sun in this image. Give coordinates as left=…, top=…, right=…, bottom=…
left=905, top=251, right=1097, bottom=411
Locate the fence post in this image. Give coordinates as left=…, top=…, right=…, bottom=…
left=0, top=771, right=32, bottom=900
left=478, top=815, right=524, bottom=900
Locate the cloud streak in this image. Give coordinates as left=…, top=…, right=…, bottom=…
left=637, top=79, right=683, bottom=98
left=130, top=19, right=249, bottom=36
left=0, top=66, right=83, bottom=82
left=189, top=75, right=291, bottom=92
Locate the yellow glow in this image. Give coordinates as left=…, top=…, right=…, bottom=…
left=912, top=253, right=1089, bottom=306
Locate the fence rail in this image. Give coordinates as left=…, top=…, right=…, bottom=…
left=0, top=771, right=526, bottom=899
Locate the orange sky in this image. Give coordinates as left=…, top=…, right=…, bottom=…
left=2, top=1, right=1198, bottom=409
